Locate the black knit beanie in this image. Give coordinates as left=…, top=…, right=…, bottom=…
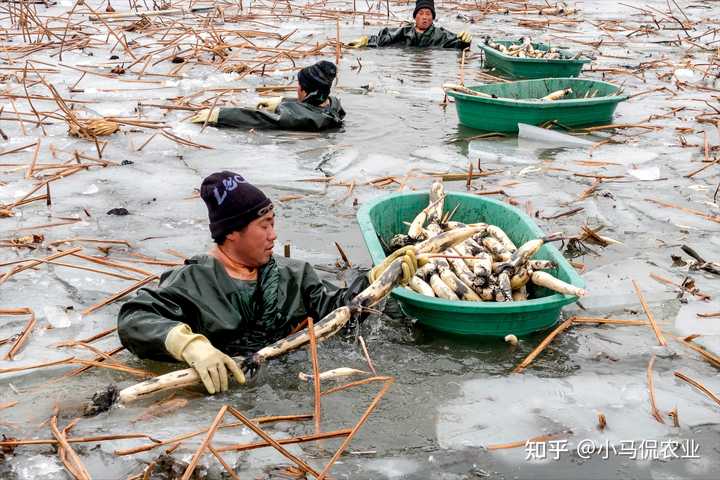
left=297, top=60, right=337, bottom=104
left=200, top=171, right=273, bottom=242
left=413, top=0, right=436, bottom=19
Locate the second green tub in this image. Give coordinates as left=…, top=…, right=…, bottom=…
left=447, top=78, right=627, bottom=133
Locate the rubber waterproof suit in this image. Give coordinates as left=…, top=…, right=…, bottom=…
left=214, top=97, right=345, bottom=131
left=368, top=23, right=469, bottom=49
left=118, top=255, right=369, bottom=360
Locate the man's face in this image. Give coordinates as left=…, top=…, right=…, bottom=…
left=415, top=8, right=433, bottom=32
left=297, top=83, right=307, bottom=102
left=226, top=210, right=277, bottom=268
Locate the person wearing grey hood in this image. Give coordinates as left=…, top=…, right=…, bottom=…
left=191, top=60, right=345, bottom=131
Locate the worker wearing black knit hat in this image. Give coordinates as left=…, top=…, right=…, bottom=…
left=190, top=60, right=344, bottom=132
left=413, top=0, right=435, bottom=19
left=200, top=171, right=273, bottom=245
left=119, top=170, right=415, bottom=395
left=346, top=0, right=471, bottom=49
left=297, top=60, right=337, bottom=106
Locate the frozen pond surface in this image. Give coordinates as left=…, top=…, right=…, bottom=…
left=1, top=0, right=720, bottom=478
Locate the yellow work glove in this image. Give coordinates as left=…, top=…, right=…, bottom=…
left=255, top=96, right=283, bottom=113
left=346, top=35, right=369, bottom=49
left=165, top=324, right=245, bottom=394
left=369, top=246, right=418, bottom=285
left=190, top=108, right=219, bottom=124
left=457, top=31, right=472, bottom=44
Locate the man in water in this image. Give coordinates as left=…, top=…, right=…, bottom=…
left=191, top=60, right=344, bottom=131
left=118, top=172, right=417, bottom=394
left=346, top=0, right=472, bottom=49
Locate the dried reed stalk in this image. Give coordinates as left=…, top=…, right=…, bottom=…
left=358, top=336, right=377, bottom=375
left=227, top=406, right=320, bottom=478
left=180, top=405, right=228, bottom=480
left=62, top=346, right=125, bottom=378
left=3, top=311, right=35, bottom=360
left=673, top=336, right=720, bottom=368
left=645, top=198, right=720, bottom=224
left=0, top=432, right=160, bottom=448
left=115, top=414, right=313, bottom=456
left=308, top=317, right=322, bottom=437
left=55, top=327, right=118, bottom=347
left=0, top=247, right=82, bottom=284
left=215, top=429, right=351, bottom=453
left=647, top=355, right=666, bottom=423
left=0, top=357, right=75, bottom=374
left=81, top=274, right=158, bottom=316
left=321, top=375, right=393, bottom=396
left=674, top=371, right=720, bottom=407
left=513, top=318, right=574, bottom=373
left=632, top=280, right=667, bottom=346
left=317, top=378, right=394, bottom=479
left=70, top=251, right=154, bottom=276
left=0, top=401, right=18, bottom=411
left=486, top=431, right=570, bottom=450
left=207, top=444, right=240, bottom=480
left=571, top=316, right=648, bottom=326
left=50, top=415, right=91, bottom=480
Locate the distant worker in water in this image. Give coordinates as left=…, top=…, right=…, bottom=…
left=345, top=0, right=472, bottom=50
left=191, top=60, right=344, bottom=132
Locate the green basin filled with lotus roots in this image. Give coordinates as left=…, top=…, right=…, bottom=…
left=447, top=78, right=627, bottom=133
left=356, top=192, right=584, bottom=336
left=480, top=39, right=589, bottom=79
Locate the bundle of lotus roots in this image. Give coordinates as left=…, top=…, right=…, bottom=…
left=389, top=181, right=586, bottom=302
left=68, top=118, right=120, bottom=139
left=484, top=36, right=567, bottom=60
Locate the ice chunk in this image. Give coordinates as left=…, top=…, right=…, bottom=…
left=555, top=144, right=659, bottom=166
left=673, top=69, right=697, bottom=82
left=518, top=123, right=594, bottom=147
left=12, top=454, right=65, bottom=478
left=468, top=139, right=539, bottom=165
left=628, top=167, right=661, bottom=181
left=43, top=305, right=72, bottom=328
left=410, top=145, right=466, bottom=166
left=570, top=258, right=677, bottom=311
left=675, top=300, right=720, bottom=336
left=364, top=458, right=420, bottom=478
left=437, top=371, right=720, bottom=455
left=81, top=184, right=99, bottom=195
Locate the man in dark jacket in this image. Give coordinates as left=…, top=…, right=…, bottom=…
left=190, top=61, right=344, bottom=131
left=346, top=0, right=471, bottom=49
left=118, top=171, right=416, bottom=395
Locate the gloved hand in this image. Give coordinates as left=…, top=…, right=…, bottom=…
left=369, top=246, right=418, bottom=285
left=165, top=324, right=245, bottom=394
left=255, top=96, right=283, bottom=112
left=190, top=108, right=219, bottom=124
left=346, top=35, right=369, bottom=48
left=457, top=31, right=472, bottom=44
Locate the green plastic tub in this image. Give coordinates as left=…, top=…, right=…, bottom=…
left=357, top=192, right=584, bottom=336
left=480, top=39, right=589, bottom=79
left=447, top=78, right=627, bottom=133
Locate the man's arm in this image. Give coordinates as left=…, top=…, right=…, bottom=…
left=300, top=262, right=370, bottom=320
left=368, top=25, right=412, bottom=48
left=271, top=100, right=344, bottom=131
left=118, top=272, right=245, bottom=394
left=214, top=107, right=282, bottom=129
left=118, top=285, right=195, bottom=361
left=429, top=26, right=472, bottom=49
